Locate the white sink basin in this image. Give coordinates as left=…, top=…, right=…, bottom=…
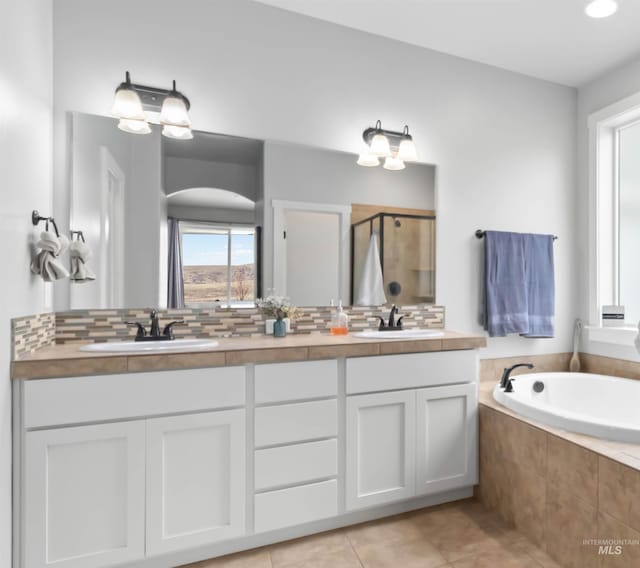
left=353, top=329, right=444, bottom=339
left=79, top=339, right=219, bottom=353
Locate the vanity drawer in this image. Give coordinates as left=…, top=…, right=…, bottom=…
left=254, top=399, right=337, bottom=447
left=23, top=367, right=246, bottom=429
left=346, top=350, right=478, bottom=394
left=254, top=479, right=338, bottom=533
left=255, top=360, right=338, bottom=403
left=255, top=439, right=337, bottom=491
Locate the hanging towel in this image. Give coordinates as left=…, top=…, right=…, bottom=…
left=520, top=233, right=555, bottom=338
left=30, top=231, right=70, bottom=281
left=356, top=232, right=387, bottom=306
left=483, top=231, right=529, bottom=336
left=69, top=239, right=96, bottom=282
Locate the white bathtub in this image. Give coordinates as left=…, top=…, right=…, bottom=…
left=493, top=372, right=640, bottom=443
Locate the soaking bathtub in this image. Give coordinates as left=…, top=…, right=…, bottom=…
left=493, top=372, right=640, bottom=443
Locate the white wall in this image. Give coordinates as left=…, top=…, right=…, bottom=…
left=0, top=1, right=53, bottom=565
left=577, top=54, right=640, bottom=359
left=53, top=0, right=577, bottom=358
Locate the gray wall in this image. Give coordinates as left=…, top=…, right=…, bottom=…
left=262, top=140, right=435, bottom=291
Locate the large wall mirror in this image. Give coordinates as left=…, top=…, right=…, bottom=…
left=69, top=112, right=436, bottom=309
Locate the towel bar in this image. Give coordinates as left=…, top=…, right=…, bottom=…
left=475, top=229, right=557, bottom=241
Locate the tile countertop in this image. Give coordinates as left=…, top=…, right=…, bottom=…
left=11, top=330, right=486, bottom=380
left=479, top=380, right=640, bottom=472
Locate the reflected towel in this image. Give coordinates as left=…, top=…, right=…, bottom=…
left=521, top=233, right=555, bottom=338
left=356, top=232, right=387, bottom=306
left=483, top=231, right=529, bottom=336
left=69, top=240, right=96, bottom=282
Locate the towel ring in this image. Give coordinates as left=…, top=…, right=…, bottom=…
left=32, top=210, right=60, bottom=238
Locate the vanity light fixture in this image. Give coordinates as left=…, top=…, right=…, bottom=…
left=357, top=120, right=417, bottom=170
left=585, top=0, right=618, bottom=18
left=111, top=71, right=193, bottom=139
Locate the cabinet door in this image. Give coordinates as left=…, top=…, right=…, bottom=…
left=415, top=383, right=478, bottom=495
left=146, top=409, right=246, bottom=555
left=346, top=391, right=416, bottom=510
left=24, top=421, right=146, bottom=568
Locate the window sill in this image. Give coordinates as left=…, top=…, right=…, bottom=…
left=585, top=324, right=638, bottom=346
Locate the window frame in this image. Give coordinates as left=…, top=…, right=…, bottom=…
left=179, top=220, right=257, bottom=308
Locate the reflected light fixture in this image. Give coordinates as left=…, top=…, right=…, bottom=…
left=357, top=120, right=417, bottom=171
left=585, top=0, right=618, bottom=18
left=111, top=71, right=194, bottom=139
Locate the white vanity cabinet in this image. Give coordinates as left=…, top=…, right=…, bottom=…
left=24, top=421, right=146, bottom=568
left=17, top=367, right=246, bottom=568
left=345, top=351, right=478, bottom=511
left=146, top=409, right=246, bottom=555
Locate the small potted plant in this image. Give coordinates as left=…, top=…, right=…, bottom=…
left=256, top=295, right=300, bottom=337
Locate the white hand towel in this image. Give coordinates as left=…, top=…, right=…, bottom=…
left=69, top=240, right=96, bottom=282
left=356, top=232, right=387, bottom=306
left=31, top=230, right=70, bottom=281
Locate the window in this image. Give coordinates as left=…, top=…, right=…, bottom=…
left=180, top=222, right=257, bottom=307
left=589, top=92, right=640, bottom=331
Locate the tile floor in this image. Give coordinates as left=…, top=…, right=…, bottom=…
left=182, top=498, right=563, bottom=568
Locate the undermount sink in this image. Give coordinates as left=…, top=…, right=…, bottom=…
left=79, top=338, right=219, bottom=353
left=353, top=329, right=444, bottom=339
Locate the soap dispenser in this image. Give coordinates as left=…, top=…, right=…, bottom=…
left=330, top=300, right=349, bottom=335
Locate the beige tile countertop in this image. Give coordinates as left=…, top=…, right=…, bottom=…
left=479, top=379, right=640, bottom=472
left=11, top=330, right=486, bottom=380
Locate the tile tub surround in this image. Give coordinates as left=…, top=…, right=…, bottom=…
left=11, top=330, right=485, bottom=380
left=182, top=499, right=562, bottom=568
left=52, top=304, right=445, bottom=344
left=478, top=385, right=640, bottom=568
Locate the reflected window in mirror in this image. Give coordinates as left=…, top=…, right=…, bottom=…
left=179, top=221, right=257, bottom=308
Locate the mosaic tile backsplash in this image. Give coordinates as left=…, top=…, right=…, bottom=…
left=12, top=313, right=56, bottom=358
left=12, top=305, right=445, bottom=357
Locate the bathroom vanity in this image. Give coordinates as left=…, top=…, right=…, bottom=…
left=11, top=332, right=484, bottom=568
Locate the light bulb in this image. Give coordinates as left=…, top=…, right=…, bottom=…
left=162, top=124, right=194, bottom=140
left=383, top=156, right=405, bottom=171
left=370, top=133, right=391, bottom=157
left=357, top=151, right=380, bottom=167
left=160, top=95, right=191, bottom=127
left=117, top=118, right=151, bottom=135
left=585, top=0, right=618, bottom=18
left=397, top=137, right=417, bottom=162
left=111, top=72, right=145, bottom=120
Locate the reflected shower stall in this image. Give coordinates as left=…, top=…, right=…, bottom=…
left=351, top=213, right=436, bottom=305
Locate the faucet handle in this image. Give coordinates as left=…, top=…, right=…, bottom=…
left=377, top=316, right=386, bottom=330
left=163, top=321, right=185, bottom=339
left=124, top=321, right=147, bottom=340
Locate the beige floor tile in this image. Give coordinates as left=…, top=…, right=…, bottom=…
left=353, top=538, right=448, bottom=568
left=270, top=530, right=353, bottom=568
left=345, top=515, right=424, bottom=548
left=183, top=548, right=272, bottom=568
left=274, top=548, right=362, bottom=568
left=448, top=543, right=544, bottom=568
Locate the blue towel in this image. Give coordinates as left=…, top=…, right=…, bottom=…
left=521, top=233, right=555, bottom=338
left=483, top=231, right=555, bottom=338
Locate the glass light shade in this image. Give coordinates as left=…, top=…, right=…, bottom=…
left=585, top=0, right=618, bottom=18
left=383, top=156, right=405, bottom=171
left=160, top=95, right=191, bottom=127
left=162, top=124, right=194, bottom=140
left=111, top=88, right=146, bottom=120
left=370, top=133, right=391, bottom=157
left=117, top=118, right=151, bottom=135
left=357, top=152, right=380, bottom=167
left=397, top=138, right=417, bottom=162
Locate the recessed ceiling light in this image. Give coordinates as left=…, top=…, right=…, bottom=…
left=585, top=0, right=618, bottom=18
